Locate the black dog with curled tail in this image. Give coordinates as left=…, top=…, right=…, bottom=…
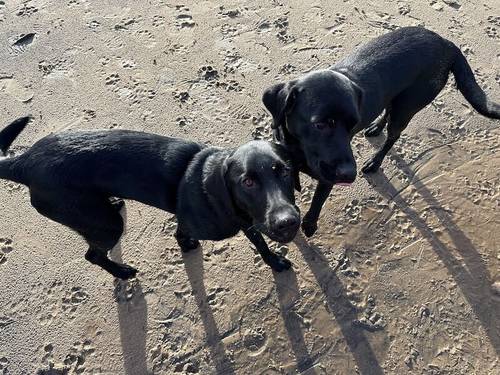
left=0, top=117, right=300, bottom=279
left=263, top=26, right=500, bottom=238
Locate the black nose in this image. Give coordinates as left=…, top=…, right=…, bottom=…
left=320, top=161, right=356, bottom=183
left=272, top=212, right=300, bottom=233
left=335, top=164, right=356, bottom=183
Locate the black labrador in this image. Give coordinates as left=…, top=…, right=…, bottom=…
left=263, top=26, right=499, bottom=237
left=0, top=117, right=300, bottom=279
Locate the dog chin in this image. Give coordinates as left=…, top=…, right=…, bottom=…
left=266, top=230, right=298, bottom=244
left=317, top=172, right=355, bottom=186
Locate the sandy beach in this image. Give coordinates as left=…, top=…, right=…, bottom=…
left=0, top=0, right=499, bottom=374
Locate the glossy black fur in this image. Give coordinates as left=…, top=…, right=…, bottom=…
left=0, top=118, right=300, bottom=279
left=263, top=26, right=500, bottom=237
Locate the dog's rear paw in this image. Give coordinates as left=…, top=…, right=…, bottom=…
left=301, top=220, right=318, bottom=237
left=269, top=255, right=292, bottom=272
left=115, top=264, right=138, bottom=280
left=109, top=197, right=125, bottom=211
left=362, top=159, right=381, bottom=174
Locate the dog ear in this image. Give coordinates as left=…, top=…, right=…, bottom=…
left=293, top=168, right=302, bottom=192
left=346, top=80, right=364, bottom=126
left=272, top=142, right=302, bottom=192
left=262, top=81, right=298, bottom=129
left=202, top=152, right=236, bottom=219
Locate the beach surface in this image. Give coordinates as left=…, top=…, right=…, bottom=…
left=0, top=0, right=499, bottom=374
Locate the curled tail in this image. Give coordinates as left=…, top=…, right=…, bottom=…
left=451, top=48, right=500, bottom=119
left=0, top=116, right=31, bottom=182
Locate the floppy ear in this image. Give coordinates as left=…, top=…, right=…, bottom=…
left=293, top=168, right=302, bottom=193
left=346, top=80, right=364, bottom=126
left=202, top=152, right=236, bottom=218
left=272, top=143, right=302, bottom=193
left=262, top=81, right=298, bottom=129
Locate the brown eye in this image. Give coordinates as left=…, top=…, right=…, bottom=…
left=314, top=122, right=328, bottom=130
left=242, top=177, right=254, bottom=187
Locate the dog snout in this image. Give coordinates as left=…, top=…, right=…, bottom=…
left=319, top=161, right=356, bottom=184
left=335, top=163, right=356, bottom=183
left=270, top=209, right=300, bottom=240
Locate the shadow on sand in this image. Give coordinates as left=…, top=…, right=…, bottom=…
left=273, top=268, right=318, bottom=374
left=111, top=206, right=150, bottom=375
left=182, top=248, right=236, bottom=375
left=365, top=154, right=500, bottom=355
left=293, top=233, right=384, bottom=375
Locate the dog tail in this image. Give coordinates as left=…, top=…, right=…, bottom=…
left=0, top=116, right=31, bottom=155
left=451, top=48, right=500, bottom=119
left=0, top=116, right=31, bottom=182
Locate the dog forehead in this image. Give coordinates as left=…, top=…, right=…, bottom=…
left=297, top=70, right=352, bottom=99
left=233, top=141, right=283, bottom=171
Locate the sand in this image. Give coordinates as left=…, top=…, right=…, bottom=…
left=0, top=0, right=499, bottom=374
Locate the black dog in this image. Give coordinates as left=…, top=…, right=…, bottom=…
left=0, top=117, right=300, bottom=279
left=263, top=26, right=499, bottom=237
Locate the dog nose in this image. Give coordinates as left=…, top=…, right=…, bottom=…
left=272, top=211, right=300, bottom=233
left=320, top=161, right=356, bottom=184
left=335, top=164, right=356, bottom=183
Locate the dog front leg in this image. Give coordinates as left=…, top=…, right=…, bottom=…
left=302, top=181, right=333, bottom=237
left=175, top=224, right=200, bottom=252
left=243, top=228, right=291, bottom=272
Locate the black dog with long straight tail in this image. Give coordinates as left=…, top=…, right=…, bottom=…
left=263, top=26, right=499, bottom=238
left=0, top=117, right=300, bottom=279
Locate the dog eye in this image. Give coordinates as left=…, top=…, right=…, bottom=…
left=242, top=177, right=255, bottom=188
left=313, top=122, right=329, bottom=130
left=281, top=166, right=291, bottom=177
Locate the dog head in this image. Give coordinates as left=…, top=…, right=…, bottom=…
left=263, top=69, right=362, bottom=185
left=205, top=141, right=300, bottom=243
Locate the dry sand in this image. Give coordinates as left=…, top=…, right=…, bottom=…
left=0, top=0, right=499, bottom=374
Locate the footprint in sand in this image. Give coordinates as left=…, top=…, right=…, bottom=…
left=0, top=356, right=10, bottom=373
left=485, top=26, right=499, bottom=39
left=16, top=1, right=38, bottom=17
left=0, top=238, right=13, bottom=265
left=38, top=340, right=96, bottom=374
left=10, top=33, right=36, bottom=55
left=175, top=5, right=195, bottom=29
left=0, top=76, right=34, bottom=103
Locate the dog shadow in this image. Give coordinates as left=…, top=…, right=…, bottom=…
left=273, top=268, right=318, bottom=374
left=293, top=234, right=385, bottom=375
left=111, top=206, right=150, bottom=375
left=181, top=248, right=236, bottom=375
left=365, top=155, right=500, bottom=355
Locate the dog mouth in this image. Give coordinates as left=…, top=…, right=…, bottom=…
left=268, top=229, right=298, bottom=243
left=318, top=161, right=356, bottom=185
left=259, top=222, right=300, bottom=243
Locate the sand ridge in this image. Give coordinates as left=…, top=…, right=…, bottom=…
left=0, top=0, right=499, bottom=374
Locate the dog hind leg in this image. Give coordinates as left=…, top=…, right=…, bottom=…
left=362, top=78, right=447, bottom=174
left=30, top=190, right=137, bottom=279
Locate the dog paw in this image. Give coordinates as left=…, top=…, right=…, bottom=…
left=301, top=219, right=318, bottom=237
left=364, top=124, right=384, bottom=137
left=178, top=238, right=200, bottom=252
left=362, top=159, right=381, bottom=174
left=109, top=197, right=125, bottom=211
left=115, top=264, right=138, bottom=280
left=268, top=255, right=292, bottom=272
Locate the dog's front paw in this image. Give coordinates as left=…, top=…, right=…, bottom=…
left=178, top=238, right=200, bottom=252
left=301, top=219, right=318, bottom=237
left=115, top=264, right=138, bottom=280
left=268, top=255, right=292, bottom=272
left=361, top=159, right=381, bottom=174
left=364, top=124, right=384, bottom=138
